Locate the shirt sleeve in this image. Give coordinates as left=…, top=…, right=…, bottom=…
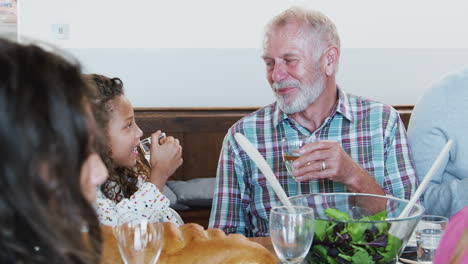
left=382, top=109, right=418, bottom=200
left=209, top=132, right=248, bottom=235
left=94, top=182, right=181, bottom=226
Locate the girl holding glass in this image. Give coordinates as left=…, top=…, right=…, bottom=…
left=87, top=74, right=183, bottom=226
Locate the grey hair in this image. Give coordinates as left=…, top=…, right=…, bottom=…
left=264, top=6, right=341, bottom=60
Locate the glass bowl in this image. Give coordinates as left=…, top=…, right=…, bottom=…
left=288, top=193, right=424, bottom=264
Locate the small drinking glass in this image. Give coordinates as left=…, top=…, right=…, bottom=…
left=416, top=215, right=448, bottom=263
left=139, top=133, right=166, bottom=166
left=114, top=214, right=164, bottom=264
left=281, top=135, right=316, bottom=195
left=270, top=206, right=315, bottom=264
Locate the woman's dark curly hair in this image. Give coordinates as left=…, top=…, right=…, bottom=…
left=85, top=74, right=150, bottom=203
left=0, top=39, right=102, bottom=263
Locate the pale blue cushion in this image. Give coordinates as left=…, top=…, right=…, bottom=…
left=167, top=178, right=215, bottom=207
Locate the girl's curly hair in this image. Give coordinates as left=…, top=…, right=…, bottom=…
left=85, top=74, right=150, bottom=203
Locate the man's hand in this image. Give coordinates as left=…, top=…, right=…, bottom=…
left=292, top=140, right=384, bottom=195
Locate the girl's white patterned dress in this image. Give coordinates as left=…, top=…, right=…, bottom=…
left=94, top=178, right=181, bottom=226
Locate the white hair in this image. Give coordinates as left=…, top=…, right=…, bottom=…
left=264, top=6, right=341, bottom=61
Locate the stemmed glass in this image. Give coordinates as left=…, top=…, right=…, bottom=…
left=281, top=135, right=315, bottom=195
left=114, top=213, right=164, bottom=264
left=270, top=206, right=315, bottom=264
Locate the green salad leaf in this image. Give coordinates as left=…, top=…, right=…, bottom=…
left=348, top=222, right=372, bottom=244
left=325, top=208, right=351, bottom=221
left=314, top=220, right=327, bottom=241
left=352, top=251, right=374, bottom=264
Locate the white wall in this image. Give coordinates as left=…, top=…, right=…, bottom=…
left=16, top=0, right=468, bottom=107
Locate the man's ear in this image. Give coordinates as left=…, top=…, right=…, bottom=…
left=322, top=46, right=340, bottom=76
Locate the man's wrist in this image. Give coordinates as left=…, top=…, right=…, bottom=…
left=346, top=166, right=384, bottom=195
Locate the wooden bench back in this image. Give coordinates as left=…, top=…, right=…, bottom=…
left=135, top=106, right=413, bottom=181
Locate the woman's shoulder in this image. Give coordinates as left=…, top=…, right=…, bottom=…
left=449, top=206, right=468, bottom=227
left=433, top=206, right=468, bottom=263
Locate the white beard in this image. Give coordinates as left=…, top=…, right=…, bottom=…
left=273, top=73, right=326, bottom=114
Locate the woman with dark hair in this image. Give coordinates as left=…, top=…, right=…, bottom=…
left=86, top=74, right=183, bottom=226
left=0, top=39, right=108, bottom=263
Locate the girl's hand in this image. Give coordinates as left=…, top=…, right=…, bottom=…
left=148, top=130, right=183, bottom=190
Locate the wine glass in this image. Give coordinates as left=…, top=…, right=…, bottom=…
left=270, top=206, right=315, bottom=264
left=114, top=213, right=164, bottom=264
left=281, top=135, right=316, bottom=195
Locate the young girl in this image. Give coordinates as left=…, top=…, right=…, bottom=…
left=0, top=39, right=108, bottom=264
left=87, top=74, right=183, bottom=226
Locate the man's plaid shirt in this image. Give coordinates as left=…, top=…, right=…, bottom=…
left=209, top=89, right=417, bottom=237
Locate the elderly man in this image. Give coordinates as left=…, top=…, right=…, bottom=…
left=209, top=7, right=417, bottom=237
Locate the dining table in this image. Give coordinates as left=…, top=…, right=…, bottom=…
left=100, top=225, right=417, bottom=263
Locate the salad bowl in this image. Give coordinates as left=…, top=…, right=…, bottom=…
left=288, top=193, right=424, bottom=264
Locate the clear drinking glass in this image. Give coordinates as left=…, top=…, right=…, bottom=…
left=114, top=214, right=164, bottom=264
left=139, top=133, right=166, bottom=166
left=270, top=206, right=315, bottom=264
left=139, top=137, right=152, bottom=166
left=416, top=215, right=448, bottom=263
left=281, top=135, right=316, bottom=195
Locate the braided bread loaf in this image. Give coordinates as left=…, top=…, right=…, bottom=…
left=158, top=223, right=277, bottom=264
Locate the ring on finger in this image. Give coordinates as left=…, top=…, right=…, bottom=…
left=321, top=161, right=326, bottom=171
